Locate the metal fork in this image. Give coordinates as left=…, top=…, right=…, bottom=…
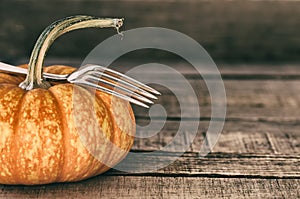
left=0, top=62, right=160, bottom=108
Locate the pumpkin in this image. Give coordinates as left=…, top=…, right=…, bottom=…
left=0, top=16, right=135, bottom=185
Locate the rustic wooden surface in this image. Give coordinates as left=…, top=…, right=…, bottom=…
left=0, top=62, right=299, bottom=198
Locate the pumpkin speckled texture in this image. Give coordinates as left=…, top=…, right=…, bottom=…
left=0, top=65, right=135, bottom=185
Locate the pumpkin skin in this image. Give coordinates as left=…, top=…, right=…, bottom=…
left=0, top=65, right=135, bottom=185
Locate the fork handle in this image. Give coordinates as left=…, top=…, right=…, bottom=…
left=0, top=62, right=68, bottom=80
left=0, top=62, right=28, bottom=75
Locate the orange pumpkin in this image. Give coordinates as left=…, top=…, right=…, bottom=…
left=0, top=16, right=135, bottom=185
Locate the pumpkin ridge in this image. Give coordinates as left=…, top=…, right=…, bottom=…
left=71, top=85, right=112, bottom=180
left=10, top=88, right=28, bottom=184
left=47, top=87, right=65, bottom=182
left=0, top=85, right=25, bottom=184
left=86, top=94, right=115, bottom=177
left=47, top=84, right=74, bottom=182
left=48, top=83, right=102, bottom=182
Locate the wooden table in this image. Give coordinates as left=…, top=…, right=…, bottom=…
left=0, top=63, right=299, bottom=198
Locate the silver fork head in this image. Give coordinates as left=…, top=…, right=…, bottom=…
left=68, top=64, right=160, bottom=108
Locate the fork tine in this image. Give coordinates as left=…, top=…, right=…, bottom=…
left=74, top=78, right=150, bottom=108
left=88, top=71, right=158, bottom=100
left=90, top=65, right=161, bottom=95
left=85, top=74, right=154, bottom=104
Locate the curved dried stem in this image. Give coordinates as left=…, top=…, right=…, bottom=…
left=19, top=15, right=123, bottom=90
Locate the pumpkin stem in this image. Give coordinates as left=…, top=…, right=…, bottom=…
left=19, top=15, right=123, bottom=90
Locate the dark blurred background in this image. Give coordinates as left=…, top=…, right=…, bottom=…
left=0, top=0, right=299, bottom=66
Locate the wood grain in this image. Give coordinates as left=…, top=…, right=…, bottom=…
left=132, top=79, right=300, bottom=121
left=106, top=152, right=300, bottom=178
left=0, top=177, right=299, bottom=199
left=132, top=120, right=300, bottom=155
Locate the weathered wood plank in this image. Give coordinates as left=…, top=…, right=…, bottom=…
left=133, top=120, right=300, bottom=155
left=131, top=79, right=300, bottom=120
left=213, top=121, right=300, bottom=155
left=0, top=177, right=299, bottom=199
left=107, top=152, right=300, bottom=178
